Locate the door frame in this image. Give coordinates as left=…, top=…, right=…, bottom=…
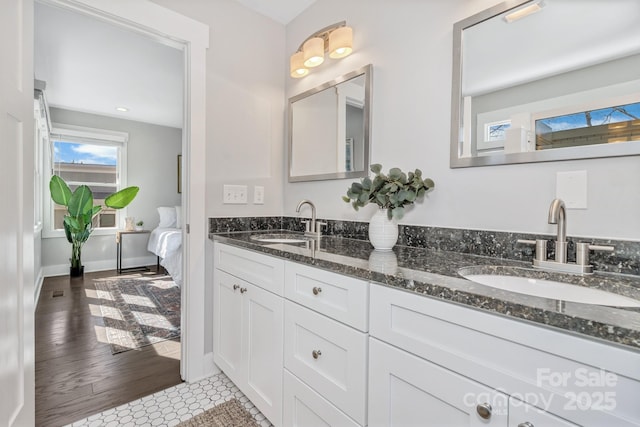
left=39, top=0, right=211, bottom=382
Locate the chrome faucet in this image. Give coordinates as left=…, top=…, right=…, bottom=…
left=548, top=198, right=567, bottom=263
left=296, top=199, right=326, bottom=238
left=517, top=197, right=614, bottom=274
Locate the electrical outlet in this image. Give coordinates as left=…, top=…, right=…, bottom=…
left=254, top=186, right=264, bottom=204
left=223, top=184, right=248, bottom=204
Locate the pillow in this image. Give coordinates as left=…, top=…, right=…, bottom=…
left=175, top=205, right=182, bottom=228
left=157, top=206, right=177, bottom=228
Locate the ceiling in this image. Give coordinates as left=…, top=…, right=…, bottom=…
left=35, top=2, right=185, bottom=129
left=34, top=1, right=314, bottom=129
left=235, top=0, right=315, bottom=25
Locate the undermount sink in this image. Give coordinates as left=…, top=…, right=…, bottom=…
left=459, top=267, right=640, bottom=307
left=249, top=233, right=313, bottom=244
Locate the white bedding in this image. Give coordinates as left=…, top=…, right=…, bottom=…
left=148, top=227, right=183, bottom=286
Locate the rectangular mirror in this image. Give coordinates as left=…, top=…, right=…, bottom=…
left=289, top=64, right=372, bottom=182
left=450, top=0, right=640, bottom=168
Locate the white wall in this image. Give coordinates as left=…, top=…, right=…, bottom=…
left=284, top=0, right=640, bottom=241
left=42, top=108, right=182, bottom=274
left=150, top=0, right=286, bottom=218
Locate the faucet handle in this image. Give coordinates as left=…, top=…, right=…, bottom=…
left=517, top=239, right=547, bottom=261
left=576, top=243, right=615, bottom=266
left=300, top=220, right=311, bottom=232
left=315, top=222, right=328, bottom=234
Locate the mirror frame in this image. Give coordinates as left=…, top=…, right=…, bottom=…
left=450, top=0, right=640, bottom=168
left=288, top=64, right=372, bottom=182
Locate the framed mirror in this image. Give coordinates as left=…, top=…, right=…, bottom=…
left=450, top=0, right=640, bottom=168
left=289, top=64, right=372, bottom=182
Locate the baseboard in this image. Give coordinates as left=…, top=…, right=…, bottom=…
left=34, top=269, right=44, bottom=310
left=42, top=255, right=158, bottom=277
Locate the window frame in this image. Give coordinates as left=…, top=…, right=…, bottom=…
left=43, top=123, right=129, bottom=239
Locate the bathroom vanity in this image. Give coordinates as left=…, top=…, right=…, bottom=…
left=211, top=232, right=640, bottom=427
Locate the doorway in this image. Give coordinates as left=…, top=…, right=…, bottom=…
left=33, top=0, right=209, bottom=423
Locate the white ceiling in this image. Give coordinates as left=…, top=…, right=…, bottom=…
left=234, top=0, right=315, bottom=25
left=35, top=2, right=184, bottom=128
left=34, top=1, right=314, bottom=128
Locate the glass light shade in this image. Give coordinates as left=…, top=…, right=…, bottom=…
left=303, top=37, right=325, bottom=67
left=329, top=26, right=353, bottom=59
left=290, top=51, right=309, bottom=78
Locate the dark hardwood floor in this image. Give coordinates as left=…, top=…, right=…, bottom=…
left=35, top=268, right=182, bottom=427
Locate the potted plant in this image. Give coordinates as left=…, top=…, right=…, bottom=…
left=343, top=164, right=434, bottom=250
left=49, top=175, right=139, bottom=277
left=135, top=220, right=144, bottom=231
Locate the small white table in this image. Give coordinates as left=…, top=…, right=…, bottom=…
left=116, top=229, right=151, bottom=274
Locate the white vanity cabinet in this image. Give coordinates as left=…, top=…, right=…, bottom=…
left=282, top=262, right=369, bottom=427
left=369, top=337, right=509, bottom=426
left=369, top=283, right=640, bottom=427
left=213, top=244, right=285, bottom=426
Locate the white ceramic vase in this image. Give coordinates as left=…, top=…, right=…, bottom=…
left=368, top=208, right=398, bottom=251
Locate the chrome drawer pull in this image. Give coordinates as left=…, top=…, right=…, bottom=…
left=240, top=287, right=247, bottom=293
left=233, top=284, right=240, bottom=291
left=518, top=423, right=534, bottom=427
left=476, top=403, right=492, bottom=420
left=312, top=350, right=322, bottom=359
left=312, top=287, right=322, bottom=295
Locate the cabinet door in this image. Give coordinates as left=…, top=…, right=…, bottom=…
left=509, top=398, right=580, bottom=427
left=213, top=270, right=244, bottom=384
left=243, top=281, right=284, bottom=427
left=283, top=370, right=360, bottom=427
left=369, top=338, right=509, bottom=427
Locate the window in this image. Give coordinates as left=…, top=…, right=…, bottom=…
left=535, top=101, right=640, bottom=150
left=44, top=124, right=128, bottom=237
left=485, top=120, right=511, bottom=142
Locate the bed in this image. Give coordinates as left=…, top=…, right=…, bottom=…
left=148, top=206, right=183, bottom=286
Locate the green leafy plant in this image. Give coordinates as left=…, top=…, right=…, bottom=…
left=342, top=164, right=434, bottom=220
left=136, top=220, right=144, bottom=227
left=49, top=175, right=139, bottom=272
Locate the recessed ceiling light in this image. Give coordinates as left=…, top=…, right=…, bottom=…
left=115, top=107, right=129, bottom=112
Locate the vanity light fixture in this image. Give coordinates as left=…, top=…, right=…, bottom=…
left=290, top=21, right=353, bottom=78
left=503, top=1, right=544, bottom=23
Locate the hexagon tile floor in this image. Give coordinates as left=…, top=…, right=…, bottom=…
left=65, top=372, right=273, bottom=427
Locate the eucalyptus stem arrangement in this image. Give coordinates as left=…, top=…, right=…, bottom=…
left=343, top=164, right=435, bottom=220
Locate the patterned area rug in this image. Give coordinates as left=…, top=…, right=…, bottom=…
left=94, top=276, right=180, bottom=354
left=177, top=399, right=259, bottom=427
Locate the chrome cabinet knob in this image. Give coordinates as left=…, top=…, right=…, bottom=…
left=233, top=284, right=240, bottom=291
left=518, top=423, right=534, bottom=427
left=312, top=287, right=322, bottom=295
left=240, top=287, right=247, bottom=293
left=312, top=350, right=322, bottom=359
left=476, top=403, right=492, bottom=420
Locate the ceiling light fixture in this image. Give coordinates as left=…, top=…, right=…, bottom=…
left=115, top=107, right=129, bottom=112
left=290, top=21, right=353, bottom=79
left=503, top=1, right=545, bottom=23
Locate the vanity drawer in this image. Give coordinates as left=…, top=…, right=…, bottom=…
left=285, top=261, right=369, bottom=331
left=284, top=301, right=368, bottom=425
left=214, top=242, right=284, bottom=295
left=283, top=370, right=360, bottom=427
left=369, top=284, right=640, bottom=426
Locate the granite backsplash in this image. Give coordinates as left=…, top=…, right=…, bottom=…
left=208, top=216, right=640, bottom=276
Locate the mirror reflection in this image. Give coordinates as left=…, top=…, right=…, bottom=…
left=289, top=65, right=371, bottom=182
left=451, top=0, right=640, bottom=168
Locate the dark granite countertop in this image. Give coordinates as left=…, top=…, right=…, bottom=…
left=209, top=230, right=640, bottom=352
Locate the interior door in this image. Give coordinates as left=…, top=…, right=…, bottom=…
left=0, top=0, right=35, bottom=425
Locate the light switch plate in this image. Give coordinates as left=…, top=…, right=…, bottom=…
left=556, top=171, right=587, bottom=209
left=223, top=184, right=247, bottom=204
left=253, top=186, right=264, bottom=204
